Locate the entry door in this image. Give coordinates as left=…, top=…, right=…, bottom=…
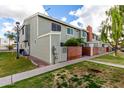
left=54, top=46, right=61, bottom=63
left=60, top=47, right=67, bottom=62
left=53, top=46, right=67, bottom=63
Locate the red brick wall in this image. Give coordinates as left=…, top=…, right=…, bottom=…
left=82, top=47, right=91, bottom=56
left=106, top=47, right=109, bottom=52
left=67, top=46, right=82, bottom=60
left=82, top=47, right=108, bottom=56
left=87, top=25, right=93, bottom=42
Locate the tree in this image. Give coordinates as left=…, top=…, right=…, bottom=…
left=100, top=6, right=123, bottom=56
left=4, top=31, right=16, bottom=50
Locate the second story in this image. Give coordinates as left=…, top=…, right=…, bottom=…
left=19, top=12, right=99, bottom=44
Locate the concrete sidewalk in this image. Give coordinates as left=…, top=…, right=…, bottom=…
left=0, top=52, right=112, bottom=87
left=87, top=60, right=124, bottom=69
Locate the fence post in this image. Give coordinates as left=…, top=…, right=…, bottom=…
left=11, top=75, right=13, bottom=85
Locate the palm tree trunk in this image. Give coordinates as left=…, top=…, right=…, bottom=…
left=9, top=39, right=10, bottom=51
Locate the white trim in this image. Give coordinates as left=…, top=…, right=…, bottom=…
left=59, top=33, right=62, bottom=62
left=37, top=32, right=61, bottom=39
left=90, top=47, right=94, bottom=56
left=37, top=15, right=39, bottom=36
left=49, top=34, right=52, bottom=64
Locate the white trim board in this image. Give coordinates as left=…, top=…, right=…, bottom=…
left=37, top=15, right=39, bottom=36
left=37, top=32, right=61, bottom=39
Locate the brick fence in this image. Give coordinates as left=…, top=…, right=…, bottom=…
left=82, top=47, right=109, bottom=56
left=82, top=47, right=91, bottom=56
left=67, top=46, right=82, bottom=61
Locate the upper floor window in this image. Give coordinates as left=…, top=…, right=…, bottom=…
left=51, top=23, right=61, bottom=31
left=82, top=31, right=87, bottom=37
left=67, top=28, right=73, bottom=35
left=93, top=34, right=97, bottom=40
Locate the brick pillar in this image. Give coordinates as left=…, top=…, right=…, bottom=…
left=87, top=25, right=93, bottom=42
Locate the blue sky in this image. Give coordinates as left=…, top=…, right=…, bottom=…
left=0, top=18, right=15, bottom=38
left=0, top=5, right=83, bottom=38
left=43, top=5, right=82, bottom=23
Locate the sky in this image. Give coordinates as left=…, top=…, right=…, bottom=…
left=0, top=2, right=112, bottom=38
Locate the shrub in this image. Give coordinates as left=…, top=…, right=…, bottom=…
left=53, top=70, right=104, bottom=88
left=64, top=38, right=82, bottom=46
left=76, top=38, right=86, bottom=44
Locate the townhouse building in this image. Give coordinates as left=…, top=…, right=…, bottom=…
left=19, top=12, right=100, bottom=64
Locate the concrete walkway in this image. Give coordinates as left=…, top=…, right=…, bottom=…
left=87, top=60, right=124, bottom=69
left=0, top=52, right=112, bottom=87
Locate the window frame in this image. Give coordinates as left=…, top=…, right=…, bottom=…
left=51, top=23, right=61, bottom=31
left=66, top=28, right=74, bottom=36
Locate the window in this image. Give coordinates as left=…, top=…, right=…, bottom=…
left=82, top=31, right=87, bottom=42
left=22, top=28, right=24, bottom=35
left=51, top=23, right=61, bottom=31
left=82, top=31, right=87, bottom=37
left=67, top=28, right=73, bottom=35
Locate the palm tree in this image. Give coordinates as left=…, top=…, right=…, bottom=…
left=4, top=31, right=16, bottom=50
left=100, top=6, right=123, bottom=56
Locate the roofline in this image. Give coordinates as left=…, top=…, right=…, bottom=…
left=24, top=12, right=84, bottom=31
left=24, top=12, right=98, bottom=36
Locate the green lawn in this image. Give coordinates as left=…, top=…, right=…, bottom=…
left=0, top=52, right=36, bottom=77
left=3, top=61, right=124, bottom=88
left=92, top=52, right=124, bottom=65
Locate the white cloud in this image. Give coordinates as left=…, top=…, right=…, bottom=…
left=0, top=0, right=48, bottom=22
left=1, top=22, right=15, bottom=32
left=0, top=0, right=48, bottom=38
left=69, top=6, right=112, bottom=35
left=61, top=17, right=67, bottom=22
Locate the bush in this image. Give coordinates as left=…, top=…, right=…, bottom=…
left=53, top=70, right=104, bottom=88
left=64, top=38, right=83, bottom=46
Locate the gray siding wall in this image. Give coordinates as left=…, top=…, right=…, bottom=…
left=61, top=25, right=80, bottom=43
left=19, top=17, right=36, bottom=54
left=20, top=15, right=82, bottom=64
left=20, top=16, right=50, bottom=64
left=38, top=16, right=51, bottom=36
left=33, top=36, right=50, bottom=64
left=30, top=16, right=50, bottom=64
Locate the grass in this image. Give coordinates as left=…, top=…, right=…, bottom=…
left=0, top=52, right=36, bottom=77
left=92, top=52, right=124, bottom=65
left=3, top=61, right=124, bottom=88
